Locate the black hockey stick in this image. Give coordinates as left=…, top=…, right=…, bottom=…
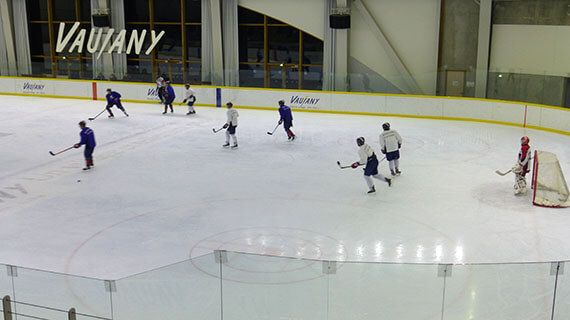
left=212, top=127, right=224, bottom=133
left=267, top=123, right=281, bottom=135
left=88, top=108, right=107, bottom=121
left=49, top=146, right=74, bottom=156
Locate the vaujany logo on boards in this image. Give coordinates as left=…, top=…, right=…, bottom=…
left=55, top=22, right=165, bottom=59
left=290, top=95, right=321, bottom=109
left=146, top=88, right=160, bottom=101
left=23, top=82, right=46, bottom=94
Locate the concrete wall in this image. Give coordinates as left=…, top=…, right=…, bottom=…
left=492, top=0, right=570, bottom=25
left=436, top=0, right=480, bottom=97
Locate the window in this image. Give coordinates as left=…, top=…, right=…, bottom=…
left=238, top=6, right=324, bottom=90
left=125, top=0, right=149, bottom=22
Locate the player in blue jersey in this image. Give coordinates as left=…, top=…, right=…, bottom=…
left=163, top=81, right=175, bottom=114
left=277, top=100, right=295, bottom=140
left=74, top=121, right=96, bottom=170
left=105, top=88, right=128, bottom=118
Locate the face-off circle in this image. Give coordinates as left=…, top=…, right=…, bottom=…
left=189, top=226, right=348, bottom=284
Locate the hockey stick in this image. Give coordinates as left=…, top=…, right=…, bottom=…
left=267, top=123, right=281, bottom=135
left=212, top=127, right=224, bottom=133
left=337, top=161, right=365, bottom=169
left=495, top=168, right=513, bottom=176
left=49, top=146, right=74, bottom=156
left=88, top=108, right=107, bottom=121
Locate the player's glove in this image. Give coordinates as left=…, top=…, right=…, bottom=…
left=290, top=121, right=293, bottom=127
left=74, top=144, right=80, bottom=148
left=183, top=99, right=187, bottom=103
left=382, top=148, right=386, bottom=154
left=278, top=120, right=283, bottom=124
left=223, top=123, right=229, bottom=129
left=398, top=143, right=401, bottom=148
left=351, top=162, right=360, bottom=169
left=512, top=163, right=523, bottom=174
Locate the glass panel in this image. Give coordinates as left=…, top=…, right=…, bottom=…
left=302, top=32, right=323, bottom=65
left=125, top=0, right=149, bottom=22
left=31, top=56, right=52, bottom=75
left=185, top=25, right=201, bottom=60
left=238, top=26, right=264, bottom=63
left=269, top=65, right=298, bottom=89
left=80, top=58, right=92, bottom=79
left=126, top=24, right=152, bottom=59
left=221, top=252, right=327, bottom=319
left=302, top=66, right=322, bottom=90
left=12, top=268, right=111, bottom=320
left=185, top=0, right=201, bottom=23
left=113, top=254, right=220, bottom=320
left=268, top=26, right=299, bottom=64
left=155, top=25, right=183, bottom=60
left=238, top=6, right=263, bottom=24
left=53, top=0, right=77, bottom=21
left=159, top=62, right=184, bottom=84
left=554, top=264, right=570, bottom=318
left=27, top=0, right=49, bottom=21
left=154, top=0, right=181, bottom=23
left=79, top=0, right=91, bottom=21
left=239, top=64, right=264, bottom=88
left=444, top=263, right=553, bottom=319
left=329, top=262, right=443, bottom=319
left=29, top=23, right=51, bottom=56
left=0, top=265, right=14, bottom=306
left=126, top=59, right=152, bottom=82
left=185, top=62, right=201, bottom=84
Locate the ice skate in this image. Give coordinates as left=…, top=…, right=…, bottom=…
left=222, top=142, right=230, bottom=148
left=231, top=144, right=238, bottom=149
left=395, top=169, right=401, bottom=175
left=391, top=169, right=396, bottom=176
left=367, top=186, right=376, bottom=194
left=385, top=178, right=392, bottom=187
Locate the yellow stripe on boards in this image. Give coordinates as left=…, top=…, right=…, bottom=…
left=0, top=84, right=568, bottom=136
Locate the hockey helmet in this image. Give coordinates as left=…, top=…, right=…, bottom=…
left=356, top=137, right=365, bottom=146
left=106, top=88, right=112, bottom=92
left=78, top=120, right=86, bottom=127
left=185, top=83, right=190, bottom=88
left=278, top=100, right=285, bottom=106
left=521, top=136, right=530, bottom=145
left=226, top=102, right=233, bottom=108
left=382, top=122, right=390, bottom=131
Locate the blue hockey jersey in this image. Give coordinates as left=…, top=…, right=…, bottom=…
left=106, top=91, right=121, bottom=104
left=279, top=105, right=293, bottom=121
left=79, top=127, right=96, bottom=148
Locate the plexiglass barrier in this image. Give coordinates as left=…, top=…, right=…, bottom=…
left=0, top=254, right=568, bottom=320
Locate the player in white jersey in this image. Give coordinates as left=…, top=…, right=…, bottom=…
left=183, top=83, right=196, bottom=115
left=513, top=136, right=532, bottom=194
left=222, top=102, right=239, bottom=149
left=352, top=137, right=391, bottom=193
left=156, top=74, right=165, bottom=103
left=379, top=122, right=403, bottom=176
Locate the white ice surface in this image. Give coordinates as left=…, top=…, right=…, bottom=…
left=0, top=95, right=569, bottom=280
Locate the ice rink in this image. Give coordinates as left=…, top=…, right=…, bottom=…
left=1, top=94, right=569, bottom=280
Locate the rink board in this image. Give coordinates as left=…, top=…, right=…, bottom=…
left=0, top=76, right=568, bottom=135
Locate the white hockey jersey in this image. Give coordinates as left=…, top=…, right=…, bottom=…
left=156, top=77, right=165, bottom=88
left=358, top=143, right=376, bottom=164
left=227, top=108, right=239, bottom=126
left=379, top=129, right=402, bottom=153
left=184, top=88, right=196, bottom=101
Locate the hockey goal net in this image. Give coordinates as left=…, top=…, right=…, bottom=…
left=531, top=150, right=570, bottom=207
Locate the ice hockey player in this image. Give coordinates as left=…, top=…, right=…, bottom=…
left=277, top=100, right=295, bottom=140
left=162, top=81, right=175, bottom=114
left=352, top=137, right=391, bottom=193
left=74, top=121, right=96, bottom=170
left=183, top=83, right=196, bottom=115
left=105, top=88, right=128, bottom=118
left=379, top=122, right=402, bottom=176
left=156, top=73, right=165, bottom=103
left=513, top=136, right=532, bottom=195
left=222, top=102, right=239, bottom=149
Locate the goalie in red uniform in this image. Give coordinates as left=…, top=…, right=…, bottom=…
left=513, top=136, right=531, bottom=194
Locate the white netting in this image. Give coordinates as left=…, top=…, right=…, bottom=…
left=532, top=151, right=570, bottom=207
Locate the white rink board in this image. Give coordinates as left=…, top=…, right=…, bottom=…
left=0, top=77, right=569, bottom=134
